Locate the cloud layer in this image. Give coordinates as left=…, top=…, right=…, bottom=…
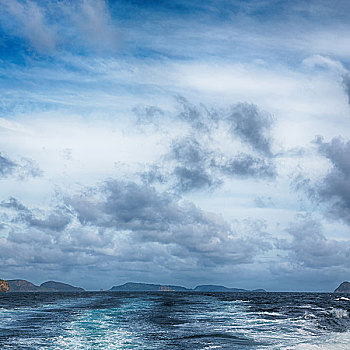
left=1, top=0, right=350, bottom=291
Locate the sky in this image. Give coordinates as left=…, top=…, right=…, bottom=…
left=1, top=0, right=350, bottom=291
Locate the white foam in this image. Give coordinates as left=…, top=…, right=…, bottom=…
left=329, top=308, right=348, bottom=318
left=335, top=297, right=350, bottom=301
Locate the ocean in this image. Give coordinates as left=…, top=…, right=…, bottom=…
left=1, top=292, right=350, bottom=349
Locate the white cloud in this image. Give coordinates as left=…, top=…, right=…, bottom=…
left=0, top=0, right=56, bottom=53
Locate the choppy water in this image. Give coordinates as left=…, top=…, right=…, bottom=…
left=1, top=292, right=350, bottom=349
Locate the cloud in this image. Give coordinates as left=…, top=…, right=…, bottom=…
left=167, top=136, right=221, bottom=192
left=1, top=197, right=71, bottom=232
left=227, top=103, right=274, bottom=156
left=311, top=137, right=350, bottom=225
left=0, top=154, right=17, bottom=177
left=219, top=153, right=276, bottom=179
left=173, top=98, right=274, bottom=157
left=0, top=180, right=271, bottom=279
left=343, top=74, right=350, bottom=104
left=254, top=196, right=274, bottom=208
left=0, top=0, right=118, bottom=55
left=68, top=0, right=119, bottom=52
left=139, top=98, right=276, bottom=193
left=0, top=0, right=56, bottom=53
left=0, top=153, right=42, bottom=180
left=278, top=215, right=350, bottom=269
left=142, top=135, right=275, bottom=193
left=294, top=137, right=350, bottom=226
left=302, top=55, right=346, bottom=73
left=175, top=95, right=218, bottom=133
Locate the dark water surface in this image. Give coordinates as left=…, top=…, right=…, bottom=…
left=1, top=292, right=350, bottom=349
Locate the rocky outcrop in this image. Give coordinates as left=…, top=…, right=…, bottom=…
left=334, top=281, right=350, bottom=293
left=0, top=279, right=9, bottom=292
left=7, top=279, right=85, bottom=292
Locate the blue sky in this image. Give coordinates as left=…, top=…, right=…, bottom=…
left=1, top=0, right=350, bottom=291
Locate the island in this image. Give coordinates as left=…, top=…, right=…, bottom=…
left=0, top=278, right=266, bottom=293
left=5, top=279, right=85, bottom=292
left=110, top=282, right=190, bottom=292
left=194, top=285, right=266, bottom=292
left=334, top=281, right=350, bottom=293
left=109, top=282, right=266, bottom=292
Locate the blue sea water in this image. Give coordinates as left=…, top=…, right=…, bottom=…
left=1, top=292, right=350, bottom=349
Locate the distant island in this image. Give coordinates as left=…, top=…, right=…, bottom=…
left=0, top=279, right=267, bottom=293
left=109, top=282, right=266, bottom=292
left=334, top=281, right=350, bottom=293
left=2, top=279, right=350, bottom=293
left=2, top=279, right=84, bottom=292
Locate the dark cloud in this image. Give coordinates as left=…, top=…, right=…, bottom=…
left=343, top=74, right=350, bottom=104
left=219, top=153, right=276, bottom=179
left=296, top=137, right=350, bottom=225
left=175, top=95, right=218, bottom=133
left=315, top=137, right=350, bottom=224
left=167, top=137, right=221, bottom=192
left=1, top=197, right=71, bottom=232
left=174, top=98, right=274, bottom=157
left=0, top=154, right=17, bottom=177
left=169, top=136, right=211, bottom=167
left=142, top=135, right=276, bottom=193
left=0, top=180, right=271, bottom=280
left=172, top=166, right=220, bottom=193
left=136, top=97, right=276, bottom=193
left=278, top=215, right=350, bottom=269
left=141, top=136, right=221, bottom=193
left=227, top=103, right=273, bottom=156
left=0, top=153, right=42, bottom=180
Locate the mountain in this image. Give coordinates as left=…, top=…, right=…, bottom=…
left=109, top=282, right=266, bottom=292
left=40, top=281, right=85, bottom=292
left=334, top=281, right=350, bottom=293
left=110, top=282, right=190, bottom=292
left=7, top=279, right=42, bottom=292
left=0, top=279, right=10, bottom=292
left=194, top=285, right=266, bottom=292
left=7, top=279, right=85, bottom=292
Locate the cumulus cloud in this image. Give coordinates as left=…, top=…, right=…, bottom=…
left=0, top=180, right=271, bottom=276
left=0, top=154, right=17, bottom=177
left=278, top=215, right=350, bottom=269
left=142, top=136, right=275, bottom=193
left=1, top=197, right=71, bottom=232
left=295, top=137, right=350, bottom=226
left=139, top=98, right=276, bottom=193
left=313, top=137, right=350, bottom=225
left=167, top=136, right=221, bottom=192
left=175, top=95, right=218, bottom=133
left=227, top=103, right=274, bottom=156
left=219, top=153, right=276, bottom=179
left=0, top=153, right=42, bottom=180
